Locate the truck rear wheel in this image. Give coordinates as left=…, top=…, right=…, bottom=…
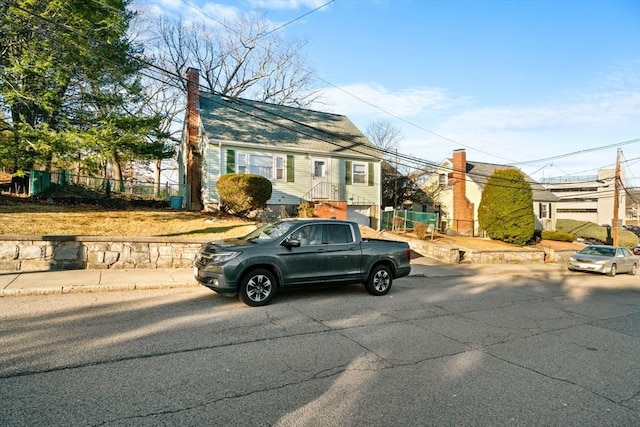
left=239, top=268, right=277, bottom=307
left=365, top=265, right=393, bottom=296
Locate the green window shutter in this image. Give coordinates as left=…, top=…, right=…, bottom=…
left=345, top=160, right=352, bottom=185
left=368, top=162, right=374, bottom=186
left=286, top=155, right=295, bottom=182
left=226, top=150, right=235, bottom=173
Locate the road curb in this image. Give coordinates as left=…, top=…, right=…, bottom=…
left=0, top=282, right=200, bottom=297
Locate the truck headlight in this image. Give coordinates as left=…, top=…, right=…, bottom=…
left=207, top=251, right=241, bottom=263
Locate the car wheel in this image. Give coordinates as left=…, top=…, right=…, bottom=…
left=365, top=265, right=393, bottom=296
left=608, top=264, right=617, bottom=277
left=630, top=263, right=637, bottom=276
left=239, top=268, right=277, bottom=307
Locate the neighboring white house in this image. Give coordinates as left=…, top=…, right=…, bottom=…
left=178, top=68, right=382, bottom=227
left=424, top=149, right=559, bottom=236
left=540, top=169, right=626, bottom=226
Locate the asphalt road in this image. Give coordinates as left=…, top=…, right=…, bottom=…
left=1, top=271, right=639, bottom=426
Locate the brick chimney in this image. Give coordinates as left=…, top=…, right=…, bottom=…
left=186, top=68, right=202, bottom=211
left=452, top=149, right=474, bottom=235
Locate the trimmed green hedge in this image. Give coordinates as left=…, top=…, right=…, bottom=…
left=541, top=230, right=575, bottom=242
left=217, top=174, right=272, bottom=217
left=557, top=219, right=639, bottom=247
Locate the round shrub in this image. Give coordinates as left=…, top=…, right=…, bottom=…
left=217, top=174, right=272, bottom=217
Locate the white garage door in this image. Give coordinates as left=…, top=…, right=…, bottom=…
left=347, top=206, right=370, bottom=227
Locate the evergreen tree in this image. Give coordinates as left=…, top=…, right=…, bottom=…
left=0, top=0, right=161, bottom=181
left=478, top=168, right=535, bottom=245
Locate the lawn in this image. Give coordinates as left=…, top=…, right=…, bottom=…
left=0, top=195, right=255, bottom=240
left=0, top=193, right=584, bottom=250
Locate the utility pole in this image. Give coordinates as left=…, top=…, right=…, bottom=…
left=394, top=148, right=399, bottom=211
left=612, top=148, right=621, bottom=246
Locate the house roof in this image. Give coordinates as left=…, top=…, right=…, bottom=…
left=446, top=159, right=560, bottom=202
left=198, top=93, right=382, bottom=160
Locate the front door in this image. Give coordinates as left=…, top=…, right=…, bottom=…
left=310, top=157, right=330, bottom=199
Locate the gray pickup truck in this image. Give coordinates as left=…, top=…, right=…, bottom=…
left=194, top=218, right=412, bottom=306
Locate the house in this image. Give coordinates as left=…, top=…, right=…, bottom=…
left=424, top=149, right=559, bottom=236
left=178, top=68, right=382, bottom=227
left=539, top=169, right=626, bottom=227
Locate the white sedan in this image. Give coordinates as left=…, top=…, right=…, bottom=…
left=568, top=245, right=638, bottom=277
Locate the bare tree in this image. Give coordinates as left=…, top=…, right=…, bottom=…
left=365, top=120, right=433, bottom=209
left=141, top=81, right=182, bottom=196
left=129, top=9, right=322, bottom=203
left=365, top=119, right=404, bottom=162
left=143, top=13, right=319, bottom=107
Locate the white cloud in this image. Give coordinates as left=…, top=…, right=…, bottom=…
left=249, top=0, right=331, bottom=10
left=440, top=91, right=640, bottom=134
left=156, top=0, right=183, bottom=10
left=318, top=80, right=640, bottom=176
left=133, top=0, right=181, bottom=17
left=199, top=3, right=241, bottom=21
left=134, top=1, right=240, bottom=23
left=314, top=82, right=463, bottom=119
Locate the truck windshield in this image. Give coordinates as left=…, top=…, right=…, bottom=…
left=243, top=221, right=295, bottom=241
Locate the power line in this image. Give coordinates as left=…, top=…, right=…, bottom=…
left=93, top=2, right=640, bottom=180
left=155, top=0, right=521, bottom=162
left=151, top=2, right=640, bottom=181
left=510, top=139, right=640, bottom=165
left=8, top=1, right=638, bottom=194
left=180, top=0, right=335, bottom=39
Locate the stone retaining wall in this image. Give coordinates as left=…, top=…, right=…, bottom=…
left=461, top=249, right=545, bottom=264
left=0, top=233, right=577, bottom=272
left=0, top=235, right=206, bottom=271
left=396, top=235, right=574, bottom=265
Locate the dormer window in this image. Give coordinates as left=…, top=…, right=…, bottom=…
left=438, top=173, right=448, bottom=188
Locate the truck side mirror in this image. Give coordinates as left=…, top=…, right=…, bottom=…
left=283, top=238, right=301, bottom=248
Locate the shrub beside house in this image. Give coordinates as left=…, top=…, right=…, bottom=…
left=424, top=149, right=559, bottom=237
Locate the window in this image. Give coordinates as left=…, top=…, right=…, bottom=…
left=557, top=208, right=597, bottom=213
left=275, top=156, right=285, bottom=181
left=248, top=153, right=272, bottom=177
left=232, top=151, right=287, bottom=181
left=539, top=203, right=550, bottom=219
left=237, top=153, right=246, bottom=174
left=549, top=187, right=598, bottom=192
left=327, top=224, right=354, bottom=244
left=438, top=173, right=447, bottom=188
left=353, top=163, right=366, bottom=184
left=314, top=160, right=325, bottom=178
left=290, top=224, right=323, bottom=246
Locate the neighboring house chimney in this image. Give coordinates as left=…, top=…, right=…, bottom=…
left=186, top=67, right=203, bottom=211
left=452, top=149, right=474, bottom=235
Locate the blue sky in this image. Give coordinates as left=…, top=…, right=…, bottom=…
left=140, top=0, right=640, bottom=186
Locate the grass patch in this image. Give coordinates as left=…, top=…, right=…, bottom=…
left=0, top=193, right=255, bottom=239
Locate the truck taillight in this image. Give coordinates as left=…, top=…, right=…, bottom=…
left=407, top=248, right=411, bottom=262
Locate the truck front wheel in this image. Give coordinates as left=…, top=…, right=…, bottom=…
left=239, top=268, right=277, bottom=307
left=365, top=265, right=393, bottom=296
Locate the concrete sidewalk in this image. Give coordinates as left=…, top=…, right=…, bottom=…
left=0, top=268, right=198, bottom=296
left=0, top=259, right=567, bottom=297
